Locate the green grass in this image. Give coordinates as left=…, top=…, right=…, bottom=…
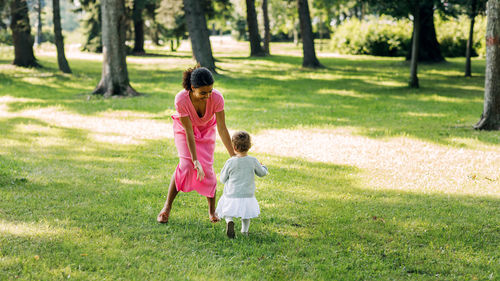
left=0, top=43, right=499, bottom=280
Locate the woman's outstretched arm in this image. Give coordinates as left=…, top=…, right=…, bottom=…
left=216, top=110, right=236, bottom=157
left=179, top=116, right=204, bottom=180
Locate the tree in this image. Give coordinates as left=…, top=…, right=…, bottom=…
left=132, top=0, right=146, bottom=54
left=262, top=0, right=270, bottom=55
left=462, top=0, right=487, bottom=77
left=297, top=0, right=322, bottom=68
left=35, top=0, right=43, bottom=45
left=53, top=0, right=71, bottom=73
left=409, top=2, right=420, bottom=88
left=245, top=0, right=265, bottom=56
left=369, top=0, right=447, bottom=87
left=154, top=0, right=185, bottom=48
left=474, top=0, right=500, bottom=130
left=405, top=2, right=445, bottom=62
left=183, top=0, right=216, bottom=72
left=93, top=0, right=139, bottom=97
left=0, top=0, right=6, bottom=30
left=78, top=0, right=102, bottom=52
left=10, top=0, right=40, bottom=67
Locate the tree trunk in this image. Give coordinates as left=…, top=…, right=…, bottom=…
left=132, top=1, right=145, bottom=55
left=465, top=0, right=478, bottom=77
left=246, top=0, right=265, bottom=56
left=262, top=0, right=270, bottom=55
left=145, top=2, right=160, bottom=46
left=409, top=4, right=421, bottom=88
left=406, top=2, right=445, bottom=63
left=0, top=0, right=6, bottom=30
left=93, top=0, right=139, bottom=97
left=319, top=15, right=323, bottom=51
left=474, top=0, right=500, bottom=130
left=35, top=0, right=43, bottom=45
left=53, top=0, right=71, bottom=73
left=465, top=15, right=476, bottom=77
left=10, top=0, right=40, bottom=67
left=293, top=20, right=299, bottom=45
left=297, top=0, right=322, bottom=68
left=183, top=0, right=216, bottom=72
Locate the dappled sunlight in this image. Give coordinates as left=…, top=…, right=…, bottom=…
left=0, top=220, right=67, bottom=238
left=118, top=178, right=144, bottom=185
left=90, top=133, right=144, bottom=145
left=404, top=112, right=447, bottom=118
left=317, top=88, right=375, bottom=99
left=2, top=42, right=498, bottom=280
left=73, top=154, right=134, bottom=163
left=33, top=136, right=69, bottom=147
left=1, top=94, right=498, bottom=198
left=14, top=123, right=64, bottom=137
left=17, top=106, right=173, bottom=141
left=369, top=79, right=406, bottom=87
left=251, top=128, right=500, bottom=197
left=445, top=137, right=488, bottom=149
left=96, top=109, right=175, bottom=119
left=0, top=138, right=25, bottom=149
left=20, top=77, right=63, bottom=89
left=0, top=96, right=46, bottom=105
left=415, top=94, right=483, bottom=104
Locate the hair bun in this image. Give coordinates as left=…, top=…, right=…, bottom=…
left=190, top=67, right=214, bottom=88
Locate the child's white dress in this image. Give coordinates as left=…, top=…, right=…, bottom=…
left=215, top=156, right=268, bottom=219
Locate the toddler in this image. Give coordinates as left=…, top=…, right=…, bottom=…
left=215, top=131, right=268, bottom=238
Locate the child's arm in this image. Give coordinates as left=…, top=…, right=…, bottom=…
left=220, top=160, right=231, bottom=184
left=254, top=159, right=269, bottom=177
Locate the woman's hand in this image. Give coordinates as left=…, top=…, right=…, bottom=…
left=193, top=160, right=205, bottom=181
left=216, top=110, right=236, bottom=157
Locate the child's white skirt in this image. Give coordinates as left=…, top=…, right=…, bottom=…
left=215, top=195, right=260, bottom=219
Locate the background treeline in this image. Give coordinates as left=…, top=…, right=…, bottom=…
left=0, top=0, right=487, bottom=58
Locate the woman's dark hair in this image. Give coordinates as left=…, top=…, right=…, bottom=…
left=231, top=131, right=252, bottom=153
left=182, top=65, right=214, bottom=91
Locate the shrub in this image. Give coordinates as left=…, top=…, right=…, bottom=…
left=0, top=29, right=12, bottom=45
left=330, top=16, right=412, bottom=57
left=435, top=15, right=486, bottom=57
left=330, top=15, right=487, bottom=58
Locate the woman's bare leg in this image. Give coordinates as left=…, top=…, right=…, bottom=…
left=157, top=173, right=178, bottom=223
left=207, top=191, right=219, bottom=222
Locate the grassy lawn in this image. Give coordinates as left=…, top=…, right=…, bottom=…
left=0, top=42, right=499, bottom=280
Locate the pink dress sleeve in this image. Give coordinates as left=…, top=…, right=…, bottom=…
left=175, top=90, right=190, bottom=117
left=212, top=89, right=224, bottom=113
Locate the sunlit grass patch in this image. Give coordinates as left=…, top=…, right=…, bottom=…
left=0, top=43, right=499, bottom=280
left=0, top=220, right=68, bottom=238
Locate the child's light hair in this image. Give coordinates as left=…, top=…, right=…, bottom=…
left=231, top=131, right=251, bottom=153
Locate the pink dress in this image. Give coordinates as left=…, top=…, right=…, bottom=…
left=172, top=89, right=224, bottom=198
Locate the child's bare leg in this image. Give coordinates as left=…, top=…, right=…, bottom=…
left=207, top=193, right=219, bottom=222
left=157, top=173, right=178, bottom=223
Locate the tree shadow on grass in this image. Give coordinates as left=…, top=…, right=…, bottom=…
left=1, top=54, right=497, bottom=147
left=128, top=52, right=193, bottom=59
left=0, top=145, right=498, bottom=279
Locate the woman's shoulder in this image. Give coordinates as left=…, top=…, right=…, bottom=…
left=174, top=89, right=189, bottom=105
left=211, top=89, right=224, bottom=101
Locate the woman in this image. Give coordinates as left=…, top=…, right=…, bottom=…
left=157, top=66, right=235, bottom=223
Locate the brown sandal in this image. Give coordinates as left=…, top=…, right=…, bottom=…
left=209, top=215, right=220, bottom=223
left=157, top=211, right=169, bottom=224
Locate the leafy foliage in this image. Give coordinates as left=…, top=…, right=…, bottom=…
left=330, top=14, right=486, bottom=57
left=436, top=14, right=486, bottom=57
left=330, top=16, right=411, bottom=56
